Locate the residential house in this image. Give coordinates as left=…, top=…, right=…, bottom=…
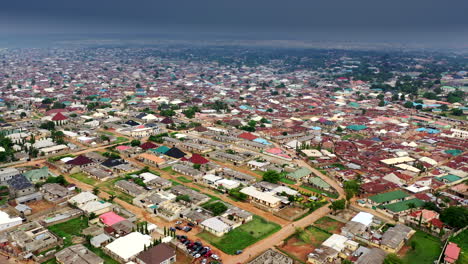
left=55, top=244, right=104, bottom=264
left=380, top=224, right=414, bottom=253
left=200, top=217, right=232, bottom=237
left=9, top=221, right=59, bottom=253
left=115, top=180, right=146, bottom=197
left=137, top=153, right=166, bottom=167
left=444, top=242, right=461, bottom=264
left=135, top=243, right=176, bottom=264
left=40, top=183, right=72, bottom=203
left=104, top=232, right=152, bottom=263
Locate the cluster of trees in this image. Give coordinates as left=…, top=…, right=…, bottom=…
left=240, top=120, right=258, bottom=132
left=262, top=170, right=281, bottom=184
left=228, top=187, right=247, bottom=201
left=0, top=134, right=14, bottom=162
left=202, top=201, right=228, bottom=216
left=182, top=106, right=200, bottom=119
left=149, top=132, right=169, bottom=143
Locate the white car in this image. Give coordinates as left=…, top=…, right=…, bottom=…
left=211, top=254, right=220, bottom=260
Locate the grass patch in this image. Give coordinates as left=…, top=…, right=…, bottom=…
left=314, top=217, right=341, bottom=233
left=197, top=215, right=280, bottom=254
left=169, top=179, right=181, bottom=186
left=69, top=172, right=97, bottom=185
left=177, top=176, right=192, bottom=183
left=450, top=229, right=468, bottom=264
left=113, top=137, right=129, bottom=144
left=297, top=226, right=331, bottom=246
left=300, top=184, right=338, bottom=198
left=402, top=231, right=442, bottom=264
left=41, top=258, right=58, bottom=264
left=48, top=217, right=89, bottom=248
left=48, top=154, right=75, bottom=162
left=279, top=177, right=296, bottom=185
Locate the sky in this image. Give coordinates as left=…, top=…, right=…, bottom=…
left=1, top=0, right=468, bottom=46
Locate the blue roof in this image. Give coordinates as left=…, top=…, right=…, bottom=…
left=253, top=138, right=271, bottom=145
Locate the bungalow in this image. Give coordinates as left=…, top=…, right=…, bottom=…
left=380, top=224, right=414, bottom=253
left=444, top=242, right=461, bottom=264
left=308, top=176, right=331, bottom=191
left=40, top=183, right=72, bottom=203
left=367, top=190, right=410, bottom=206
left=115, top=180, right=146, bottom=197
left=240, top=186, right=282, bottom=211
left=23, top=166, right=49, bottom=183
left=138, top=153, right=166, bottom=167
left=286, top=167, right=312, bottom=181
left=172, top=164, right=203, bottom=178
left=104, top=232, right=152, bottom=263
left=200, top=217, right=232, bottom=237
left=135, top=243, right=176, bottom=264
left=247, top=160, right=270, bottom=171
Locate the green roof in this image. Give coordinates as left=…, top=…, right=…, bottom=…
left=308, top=176, right=331, bottom=189
left=346, top=125, right=367, bottom=131
left=152, top=146, right=170, bottom=154
left=378, top=198, right=424, bottom=212
left=437, top=174, right=461, bottom=183
left=368, top=190, right=409, bottom=204
left=287, top=167, right=312, bottom=180
left=23, top=167, right=49, bottom=183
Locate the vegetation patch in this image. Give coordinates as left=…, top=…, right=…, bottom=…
left=402, top=231, right=442, bottom=264
left=48, top=217, right=89, bottom=248
left=450, top=229, right=468, bottom=264
left=69, top=172, right=97, bottom=185
left=197, top=215, right=280, bottom=254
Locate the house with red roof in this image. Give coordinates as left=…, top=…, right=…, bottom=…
left=238, top=132, right=257, bottom=141
left=187, top=154, right=209, bottom=164
left=51, top=112, right=68, bottom=126
left=99, top=211, right=126, bottom=227
left=140, top=142, right=157, bottom=150
left=444, top=242, right=460, bottom=264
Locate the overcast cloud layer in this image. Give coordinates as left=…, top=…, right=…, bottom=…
left=1, top=0, right=467, bottom=46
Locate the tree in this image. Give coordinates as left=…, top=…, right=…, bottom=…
left=383, top=254, right=403, bottom=264
left=407, top=202, right=416, bottom=213
left=440, top=206, right=468, bottom=229
left=329, top=199, right=346, bottom=213
left=440, top=104, right=449, bottom=111
left=403, top=101, right=414, bottom=108
left=92, top=187, right=100, bottom=195
left=451, top=108, right=463, bottom=116
left=263, top=170, right=281, bottom=184
left=130, top=140, right=141, bottom=147
left=433, top=191, right=441, bottom=204
left=203, top=201, right=228, bottom=216
left=415, top=104, right=423, bottom=110
left=40, top=121, right=55, bottom=131
left=20, top=112, right=27, bottom=118
left=378, top=100, right=385, bottom=107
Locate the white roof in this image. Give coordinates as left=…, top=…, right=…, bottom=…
left=80, top=201, right=112, bottom=214
left=272, top=186, right=298, bottom=196
left=40, top=144, right=68, bottom=152
left=350, top=212, right=374, bottom=227
left=69, top=192, right=98, bottom=205
left=380, top=156, right=415, bottom=165
left=322, top=234, right=349, bottom=252
left=0, top=211, right=22, bottom=226
left=419, top=157, right=437, bottom=166
left=201, top=217, right=231, bottom=233
left=105, top=232, right=152, bottom=261
left=61, top=157, right=75, bottom=163
left=405, top=184, right=431, bottom=193
left=203, top=174, right=222, bottom=182
left=139, top=172, right=159, bottom=183
left=240, top=186, right=281, bottom=204
left=216, top=179, right=240, bottom=189
left=395, top=164, right=420, bottom=173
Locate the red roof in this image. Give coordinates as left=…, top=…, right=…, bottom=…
left=429, top=218, right=444, bottom=229
left=238, top=132, right=257, bottom=141
left=99, top=212, right=125, bottom=226
left=444, top=242, right=460, bottom=263
left=188, top=154, right=209, bottom=164
left=51, top=112, right=68, bottom=121
left=140, top=142, right=157, bottom=150
left=66, top=155, right=93, bottom=166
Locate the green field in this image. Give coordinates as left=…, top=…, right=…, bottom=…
left=69, top=172, right=97, bottom=185
left=402, top=231, right=442, bottom=264
left=85, top=244, right=119, bottom=264
left=300, top=184, right=339, bottom=198
left=279, top=177, right=296, bottom=185
left=296, top=226, right=331, bottom=246
left=176, top=176, right=193, bottom=183
left=450, top=229, right=468, bottom=264
left=48, top=217, right=89, bottom=247
left=197, top=215, right=281, bottom=254
left=113, top=137, right=129, bottom=144
left=314, top=217, right=342, bottom=233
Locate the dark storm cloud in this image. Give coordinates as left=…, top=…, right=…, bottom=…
left=1, top=0, right=467, bottom=41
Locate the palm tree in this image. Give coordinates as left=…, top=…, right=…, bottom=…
left=92, top=187, right=100, bottom=195
left=407, top=202, right=416, bottom=213
left=108, top=195, right=116, bottom=202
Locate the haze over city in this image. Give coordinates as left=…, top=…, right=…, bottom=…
left=0, top=1, right=466, bottom=264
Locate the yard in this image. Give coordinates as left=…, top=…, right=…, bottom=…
left=48, top=217, right=89, bottom=248
left=69, top=172, right=97, bottom=185
left=279, top=225, right=331, bottom=262
left=402, top=231, right=442, bottom=264
left=314, top=216, right=345, bottom=234
left=113, top=136, right=129, bottom=144
left=176, top=176, right=192, bottom=183
left=450, top=229, right=468, bottom=264
left=96, top=177, right=134, bottom=204
left=300, top=184, right=339, bottom=199
left=197, top=215, right=281, bottom=254
left=279, top=177, right=296, bottom=185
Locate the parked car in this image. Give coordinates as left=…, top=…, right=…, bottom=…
left=211, top=254, right=220, bottom=260
left=183, top=226, right=192, bottom=232
left=169, top=227, right=176, bottom=232
left=187, top=222, right=195, bottom=227
left=175, top=221, right=183, bottom=225
left=201, top=259, right=208, bottom=264
left=176, top=226, right=183, bottom=230
left=204, top=251, right=212, bottom=258
left=235, top=250, right=243, bottom=255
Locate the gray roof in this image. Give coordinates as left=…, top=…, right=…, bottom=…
left=381, top=224, right=412, bottom=249
left=55, top=244, right=103, bottom=264
left=356, top=248, right=387, bottom=264
left=7, top=174, right=33, bottom=190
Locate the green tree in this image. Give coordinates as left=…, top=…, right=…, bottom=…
left=203, top=201, right=228, bottom=216
left=130, top=139, right=141, bottom=147
left=378, top=100, right=385, bottom=107
left=329, top=199, right=346, bottom=213
left=403, top=101, right=414, bottom=108
left=451, top=108, right=463, bottom=116
left=263, top=170, right=281, bottom=184
left=175, top=195, right=191, bottom=203
left=440, top=206, right=468, bottom=229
